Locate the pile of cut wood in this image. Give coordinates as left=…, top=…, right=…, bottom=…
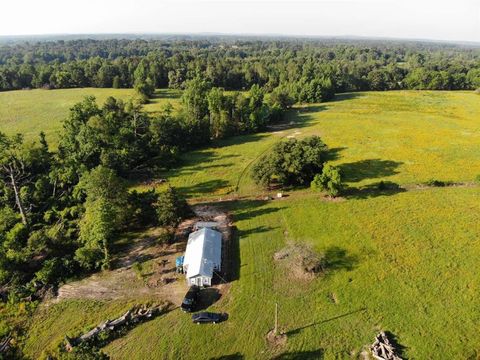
left=371, top=331, right=403, bottom=360
left=65, top=303, right=168, bottom=351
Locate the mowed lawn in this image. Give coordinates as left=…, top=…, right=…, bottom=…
left=17, top=90, right=480, bottom=359
left=0, top=88, right=180, bottom=147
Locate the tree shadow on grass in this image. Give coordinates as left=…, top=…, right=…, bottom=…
left=339, top=159, right=403, bottom=183
left=325, top=246, right=359, bottom=272
left=152, top=88, right=181, bottom=100
left=237, top=225, right=278, bottom=237
left=209, top=354, right=244, bottom=360
left=235, top=206, right=281, bottom=222
left=177, top=179, right=231, bottom=197
left=271, top=349, right=325, bottom=360
left=285, top=308, right=367, bottom=337
left=329, top=92, right=364, bottom=102
left=268, top=105, right=327, bottom=132
left=343, top=181, right=407, bottom=200
left=325, top=146, right=347, bottom=162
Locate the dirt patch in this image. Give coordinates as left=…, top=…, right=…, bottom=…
left=274, top=243, right=326, bottom=280
left=53, top=240, right=186, bottom=306
left=266, top=329, right=287, bottom=348
left=52, top=204, right=234, bottom=306
left=114, top=228, right=173, bottom=269
left=320, top=195, right=346, bottom=202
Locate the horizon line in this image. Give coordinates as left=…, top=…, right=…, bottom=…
left=0, top=32, right=479, bottom=46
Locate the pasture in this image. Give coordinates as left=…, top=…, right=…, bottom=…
left=15, top=90, right=480, bottom=359
left=147, top=91, right=480, bottom=198
left=0, top=88, right=180, bottom=147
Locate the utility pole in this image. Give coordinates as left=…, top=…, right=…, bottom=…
left=274, top=302, right=278, bottom=335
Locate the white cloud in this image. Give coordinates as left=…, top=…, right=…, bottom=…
left=0, top=0, right=479, bottom=42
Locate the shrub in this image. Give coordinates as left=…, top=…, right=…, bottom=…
left=475, top=175, right=480, bottom=183
left=157, top=228, right=174, bottom=244
left=132, top=262, right=143, bottom=279
left=33, top=258, right=63, bottom=285
left=311, top=163, right=343, bottom=197
left=424, top=179, right=454, bottom=187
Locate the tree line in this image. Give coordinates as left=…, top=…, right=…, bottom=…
left=1, top=38, right=480, bottom=96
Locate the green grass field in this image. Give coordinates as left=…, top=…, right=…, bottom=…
left=0, top=88, right=180, bottom=147
left=145, top=91, right=480, bottom=199
left=12, top=90, right=480, bottom=359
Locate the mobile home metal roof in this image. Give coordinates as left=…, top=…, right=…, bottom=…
left=183, top=227, right=222, bottom=279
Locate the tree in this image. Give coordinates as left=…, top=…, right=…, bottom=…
left=311, top=163, right=343, bottom=197
left=207, top=87, right=231, bottom=139
left=252, top=136, right=328, bottom=187
left=75, top=166, right=128, bottom=270
left=0, top=134, right=29, bottom=225
left=182, top=76, right=211, bottom=122
left=268, top=86, right=295, bottom=111
left=155, top=187, right=190, bottom=227
left=181, top=76, right=212, bottom=146
left=299, top=77, right=335, bottom=103
left=134, top=77, right=155, bottom=98
left=0, top=133, right=51, bottom=225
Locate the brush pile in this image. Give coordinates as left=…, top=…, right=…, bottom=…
left=65, top=303, right=168, bottom=351
left=371, top=332, right=403, bottom=360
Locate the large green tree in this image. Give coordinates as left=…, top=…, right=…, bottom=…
left=75, top=166, right=128, bottom=270
left=252, top=136, right=328, bottom=187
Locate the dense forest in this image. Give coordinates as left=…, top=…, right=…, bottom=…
left=1, top=38, right=480, bottom=97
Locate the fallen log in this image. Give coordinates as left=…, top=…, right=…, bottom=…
left=0, top=334, right=11, bottom=353
left=65, top=303, right=167, bottom=351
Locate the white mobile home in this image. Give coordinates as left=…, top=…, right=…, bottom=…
left=183, top=227, right=222, bottom=287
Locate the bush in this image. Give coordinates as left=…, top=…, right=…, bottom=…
left=157, top=228, right=174, bottom=244
left=311, top=164, right=343, bottom=197
left=33, top=258, right=63, bottom=285
left=424, top=179, right=454, bottom=187
left=57, top=342, right=109, bottom=360
left=475, top=175, right=480, bottom=183
left=132, top=261, right=143, bottom=279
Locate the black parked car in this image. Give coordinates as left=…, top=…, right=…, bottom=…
left=181, top=285, right=200, bottom=312
left=191, top=312, right=223, bottom=324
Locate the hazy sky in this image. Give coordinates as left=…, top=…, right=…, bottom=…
left=1, top=0, right=479, bottom=42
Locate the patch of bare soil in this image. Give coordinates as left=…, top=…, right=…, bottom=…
left=54, top=240, right=186, bottom=306
left=320, top=195, right=346, bottom=202
left=52, top=204, right=233, bottom=306
left=274, top=243, right=326, bottom=281
left=266, top=329, right=287, bottom=348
